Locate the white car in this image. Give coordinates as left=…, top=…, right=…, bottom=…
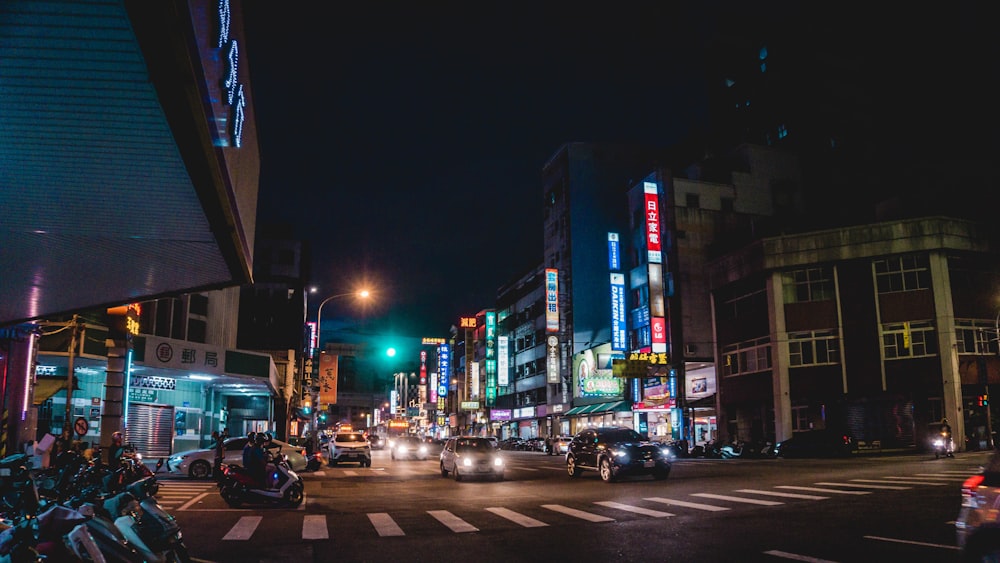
left=166, top=436, right=308, bottom=479
left=328, top=432, right=372, bottom=467
left=549, top=436, right=573, bottom=455
left=439, top=437, right=504, bottom=481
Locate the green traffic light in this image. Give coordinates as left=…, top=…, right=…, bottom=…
left=386, top=347, right=397, bottom=357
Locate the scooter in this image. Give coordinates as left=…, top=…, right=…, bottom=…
left=101, top=485, right=190, bottom=563
left=931, top=432, right=954, bottom=459
left=305, top=451, right=323, bottom=472
left=217, top=450, right=304, bottom=508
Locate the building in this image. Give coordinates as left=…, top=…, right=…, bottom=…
left=708, top=216, right=1000, bottom=452
left=0, top=0, right=265, bottom=460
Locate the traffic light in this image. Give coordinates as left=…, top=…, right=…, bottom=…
left=981, top=394, right=990, bottom=407
left=319, top=411, right=327, bottom=422
left=302, top=394, right=312, bottom=415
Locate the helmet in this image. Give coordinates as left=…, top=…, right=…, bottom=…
left=254, top=433, right=268, bottom=445
left=247, top=431, right=257, bottom=443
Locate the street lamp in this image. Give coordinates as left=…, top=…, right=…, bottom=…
left=310, top=289, right=371, bottom=448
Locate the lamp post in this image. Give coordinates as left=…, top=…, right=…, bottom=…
left=310, top=289, right=370, bottom=450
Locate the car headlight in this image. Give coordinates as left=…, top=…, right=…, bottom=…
left=662, top=448, right=675, bottom=459
left=493, top=457, right=504, bottom=467
left=397, top=446, right=408, bottom=453
left=418, top=446, right=427, bottom=454
left=462, top=457, right=472, bottom=467
left=613, top=449, right=628, bottom=458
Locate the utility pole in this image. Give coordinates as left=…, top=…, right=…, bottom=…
left=63, top=314, right=81, bottom=436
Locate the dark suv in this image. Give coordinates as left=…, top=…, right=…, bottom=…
left=566, top=427, right=671, bottom=483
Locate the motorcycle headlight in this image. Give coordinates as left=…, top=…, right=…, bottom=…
left=933, top=438, right=944, bottom=447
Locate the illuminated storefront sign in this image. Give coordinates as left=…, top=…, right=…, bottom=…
left=216, top=0, right=246, bottom=148
left=643, top=182, right=662, bottom=263
left=608, top=232, right=620, bottom=270
left=461, top=401, right=480, bottom=410
left=651, top=317, right=667, bottom=353
left=574, top=345, right=624, bottom=398
left=429, top=373, right=437, bottom=404
left=545, top=268, right=559, bottom=332
left=610, top=273, right=626, bottom=351
left=437, top=343, right=450, bottom=408
left=491, top=409, right=512, bottom=421
left=485, top=311, right=497, bottom=406
left=497, top=335, right=509, bottom=386
left=422, top=337, right=446, bottom=345
left=546, top=335, right=560, bottom=384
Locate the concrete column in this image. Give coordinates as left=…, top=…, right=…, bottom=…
left=767, top=271, right=793, bottom=443
left=929, top=251, right=964, bottom=449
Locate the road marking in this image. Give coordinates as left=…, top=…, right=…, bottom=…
left=304, top=471, right=326, bottom=477
left=222, top=516, right=262, bottom=540
left=763, top=550, right=840, bottom=562
left=486, top=507, right=549, bottom=527
left=692, top=493, right=783, bottom=506
left=368, top=513, right=405, bottom=536
left=177, top=492, right=211, bottom=511
left=775, top=486, right=870, bottom=495
left=911, top=474, right=969, bottom=480
left=814, top=481, right=910, bottom=490
left=863, top=535, right=960, bottom=551
left=542, top=504, right=615, bottom=522
left=302, top=515, right=328, bottom=540
left=594, top=501, right=673, bottom=517
left=852, top=478, right=946, bottom=486
left=643, top=497, right=730, bottom=512
left=735, top=489, right=829, bottom=500
left=428, top=510, right=479, bottom=532
left=343, top=470, right=358, bottom=476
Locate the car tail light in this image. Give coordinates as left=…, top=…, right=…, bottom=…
left=962, top=474, right=985, bottom=508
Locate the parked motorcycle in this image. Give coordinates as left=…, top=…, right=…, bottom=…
left=217, top=448, right=304, bottom=508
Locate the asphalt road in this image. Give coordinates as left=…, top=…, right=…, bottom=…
left=154, top=447, right=991, bottom=563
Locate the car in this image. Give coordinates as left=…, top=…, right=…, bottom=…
left=367, top=435, right=386, bottom=450
left=391, top=436, right=430, bottom=460
left=328, top=431, right=372, bottom=467
left=566, top=427, right=671, bottom=483
left=548, top=435, right=573, bottom=455
left=775, top=429, right=855, bottom=458
left=485, top=436, right=499, bottom=450
left=166, top=436, right=308, bottom=479
left=439, top=437, right=505, bottom=481
left=523, top=437, right=546, bottom=452
left=957, top=450, right=1000, bottom=558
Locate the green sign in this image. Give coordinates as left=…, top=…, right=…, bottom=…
left=129, top=388, right=157, bottom=403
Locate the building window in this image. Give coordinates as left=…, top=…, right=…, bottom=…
left=686, top=193, right=700, bottom=208
left=720, top=197, right=734, bottom=213
left=788, top=330, right=840, bottom=366
left=791, top=405, right=810, bottom=432
left=955, top=319, right=999, bottom=355
left=721, top=336, right=772, bottom=376
left=187, top=318, right=207, bottom=343
left=874, top=255, right=931, bottom=294
left=882, top=321, right=937, bottom=359
left=189, top=293, right=209, bottom=316
left=782, top=267, right=834, bottom=303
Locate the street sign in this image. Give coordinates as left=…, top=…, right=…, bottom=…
left=74, top=417, right=89, bottom=437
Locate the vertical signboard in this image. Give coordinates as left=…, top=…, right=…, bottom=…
left=546, top=335, right=560, bottom=384
left=437, top=343, right=450, bottom=410
left=644, top=181, right=662, bottom=264
left=420, top=350, right=427, bottom=385
left=460, top=317, right=476, bottom=401
left=497, top=335, right=509, bottom=386
left=485, top=311, right=497, bottom=407
left=318, top=353, right=338, bottom=405
left=651, top=317, right=667, bottom=353
left=610, top=273, right=626, bottom=351
left=608, top=232, right=620, bottom=270
left=470, top=362, right=480, bottom=399
left=545, top=268, right=559, bottom=332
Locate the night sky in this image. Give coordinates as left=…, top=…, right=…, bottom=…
left=242, top=3, right=996, bottom=345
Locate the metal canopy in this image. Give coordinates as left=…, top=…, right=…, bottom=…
left=0, top=0, right=252, bottom=327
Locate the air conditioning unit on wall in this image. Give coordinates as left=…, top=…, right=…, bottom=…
left=684, top=344, right=697, bottom=357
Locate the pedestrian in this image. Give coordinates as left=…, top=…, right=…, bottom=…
left=107, top=431, right=125, bottom=468
left=212, top=430, right=224, bottom=476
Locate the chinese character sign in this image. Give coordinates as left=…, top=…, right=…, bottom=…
left=643, top=182, right=662, bottom=264
left=318, top=353, right=338, bottom=405
left=545, top=268, right=559, bottom=332
left=610, top=273, right=626, bottom=351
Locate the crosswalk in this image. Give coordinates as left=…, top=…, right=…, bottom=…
left=194, top=468, right=975, bottom=541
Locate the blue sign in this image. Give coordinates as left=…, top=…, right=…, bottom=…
left=610, top=273, right=626, bottom=351
left=608, top=232, right=620, bottom=271
left=437, top=343, right=451, bottom=394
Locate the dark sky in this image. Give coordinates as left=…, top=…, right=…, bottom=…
left=241, top=3, right=996, bottom=344
left=242, top=4, right=712, bottom=341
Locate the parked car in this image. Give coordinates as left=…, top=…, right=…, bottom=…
left=391, top=436, right=430, bottom=460
left=328, top=431, right=372, bottom=467
left=548, top=436, right=573, bottom=455
left=566, top=427, right=671, bottom=483
left=523, top=437, right=546, bottom=452
left=775, top=429, right=855, bottom=458
left=166, top=436, right=308, bottom=479
left=439, top=437, right=505, bottom=481
left=957, top=450, right=1000, bottom=559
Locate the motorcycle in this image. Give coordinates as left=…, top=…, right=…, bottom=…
left=101, top=482, right=190, bottom=563
left=931, top=432, right=954, bottom=459
left=305, top=451, right=323, bottom=472
left=217, top=448, right=304, bottom=508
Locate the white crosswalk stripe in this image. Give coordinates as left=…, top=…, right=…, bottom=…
left=302, top=515, right=328, bottom=540
left=223, top=516, right=262, bottom=540
left=368, top=513, right=405, bottom=537
left=428, top=510, right=479, bottom=532
left=814, top=481, right=910, bottom=490
left=486, top=507, right=549, bottom=527
left=594, top=500, right=673, bottom=517
left=644, top=497, right=731, bottom=511
left=691, top=493, right=783, bottom=506
left=735, top=489, right=829, bottom=500
left=776, top=485, right=870, bottom=495
left=542, top=504, right=615, bottom=522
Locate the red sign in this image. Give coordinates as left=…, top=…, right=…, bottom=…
left=643, top=182, right=662, bottom=263
left=318, top=354, right=339, bottom=405
left=651, top=317, right=666, bottom=347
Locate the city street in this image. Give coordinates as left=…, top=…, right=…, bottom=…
left=157, top=448, right=988, bottom=562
